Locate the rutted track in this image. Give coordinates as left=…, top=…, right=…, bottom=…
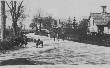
left=0, top=33, right=110, bottom=66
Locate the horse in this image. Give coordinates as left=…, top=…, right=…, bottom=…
left=36, top=39, right=43, bottom=48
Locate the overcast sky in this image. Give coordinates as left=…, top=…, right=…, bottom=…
left=1, top=0, right=110, bottom=28
left=24, top=0, right=110, bottom=19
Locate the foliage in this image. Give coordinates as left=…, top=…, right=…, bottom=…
left=78, top=19, right=89, bottom=34
left=5, top=28, right=13, bottom=37
left=29, top=23, right=37, bottom=29
left=42, top=16, right=53, bottom=29
left=31, top=14, right=41, bottom=31
left=5, top=26, right=23, bottom=37
left=0, top=34, right=27, bottom=51
left=31, top=12, right=55, bottom=30
left=32, top=14, right=39, bottom=24
left=76, top=19, right=89, bottom=41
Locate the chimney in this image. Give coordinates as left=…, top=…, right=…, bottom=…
left=101, top=6, right=107, bottom=14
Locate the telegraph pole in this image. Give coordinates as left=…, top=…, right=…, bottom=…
left=1, top=0, right=6, bottom=41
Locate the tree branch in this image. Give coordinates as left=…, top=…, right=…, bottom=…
left=6, top=1, right=11, bottom=10
left=14, top=1, right=17, bottom=19
left=16, top=0, right=24, bottom=19
left=6, top=1, right=13, bottom=16
left=17, top=1, right=23, bottom=14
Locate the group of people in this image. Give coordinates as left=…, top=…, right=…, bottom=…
left=53, top=33, right=59, bottom=41
left=23, top=32, right=65, bottom=48
left=26, top=37, right=43, bottom=48
left=53, top=33, right=65, bottom=41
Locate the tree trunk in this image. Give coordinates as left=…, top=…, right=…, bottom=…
left=1, top=1, right=6, bottom=41
left=12, top=20, right=17, bottom=35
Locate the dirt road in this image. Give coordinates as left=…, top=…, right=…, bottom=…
left=0, top=33, right=110, bottom=67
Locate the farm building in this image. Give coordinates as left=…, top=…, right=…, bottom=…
left=88, top=6, right=110, bottom=34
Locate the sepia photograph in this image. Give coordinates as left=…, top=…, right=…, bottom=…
left=0, top=0, right=110, bottom=68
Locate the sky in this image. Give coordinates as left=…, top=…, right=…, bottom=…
left=24, top=0, right=110, bottom=19
left=0, top=0, right=110, bottom=29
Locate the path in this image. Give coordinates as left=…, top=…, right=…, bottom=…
left=0, top=33, right=110, bottom=68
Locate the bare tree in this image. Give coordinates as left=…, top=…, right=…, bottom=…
left=6, top=0, right=24, bottom=35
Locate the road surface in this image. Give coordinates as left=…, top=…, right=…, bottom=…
left=0, top=33, right=110, bottom=68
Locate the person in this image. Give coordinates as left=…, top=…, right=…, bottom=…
left=62, top=32, right=65, bottom=41
left=47, top=33, right=50, bottom=37
left=47, top=30, right=50, bottom=37
left=56, top=33, right=59, bottom=41
left=35, top=27, right=38, bottom=35
left=54, top=33, right=55, bottom=41
left=36, top=39, right=43, bottom=48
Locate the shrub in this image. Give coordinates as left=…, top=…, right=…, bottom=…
left=0, top=34, right=27, bottom=51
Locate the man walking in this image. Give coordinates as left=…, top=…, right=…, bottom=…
left=56, top=33, right=59, bottom=41
left=62, top=32, right=65, bottom=41
left=54, top=33, right=56, bottom=41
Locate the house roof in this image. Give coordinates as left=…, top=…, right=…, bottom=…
left=90, top=13, right=110, bottom=25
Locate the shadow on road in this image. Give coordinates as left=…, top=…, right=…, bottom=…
left=0, top=58, right=54, bottom=66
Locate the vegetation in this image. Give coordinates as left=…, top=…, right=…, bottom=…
left=48, top=18, right=110, bottom=47
left=1, top=1, right=110, bottom=54
left=65, top=18, right=110, bottom=47
left=0, top=0, right=29, bottom=52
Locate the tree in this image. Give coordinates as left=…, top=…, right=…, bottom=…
left=35, top=9, right=43, bottom=32
left=6, top=0, right=24, bottom=35
left=73, top=17, right=77, bottom=29
left=32, top=14, right=39, bottom=24
left=1, top=1, right=6, bottom=41
left=29, top=23, right=37, bottom=29
left=31, top=13, right=41, bottom=32
left=78, top=18, right=89, bottom=41
left=18, top=10, right=27, bottom=29
left=78, top=19, right=89, bottom=34
left=54, top=20, right=57, bottom=25
left=32, top=13, right=53, bottom=30
left=42, top=15, right=53, bottom=30
left=31, top=9, right=43, bottom=31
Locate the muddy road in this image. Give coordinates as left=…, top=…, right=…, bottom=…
left=0, top=33, right=110, bottom=66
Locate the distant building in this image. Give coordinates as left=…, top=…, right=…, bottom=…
left=88, top=6, right=110, bottom=34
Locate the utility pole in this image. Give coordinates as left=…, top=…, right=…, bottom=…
left=1, top=0, right=6, bottom=41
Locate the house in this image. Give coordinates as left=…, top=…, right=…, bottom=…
left=88, top=6, right=110, bottom=34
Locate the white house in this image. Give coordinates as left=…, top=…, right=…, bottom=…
left=88, top=6, right=110, bottom=34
